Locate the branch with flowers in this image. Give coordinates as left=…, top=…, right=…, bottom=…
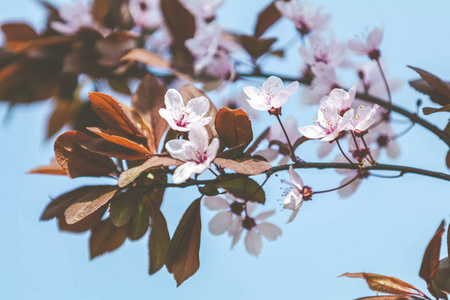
left=2, top=0, right=450, bottom=295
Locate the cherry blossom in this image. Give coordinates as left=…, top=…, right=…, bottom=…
left=243, top=76, right=299, bottom=115
left=204, top=194, right=247, bottom=235
left=334, top=154, right=371, bottom=198
left=300, top=67, right=339, bottom=105
left=51, top=0, right=104, bottom=35
left=129, top=0, right=162, bottom=29
left=229, top=208, right=282, bottom=257
left=299, top=33, right=346, bottom=71
left=350, top=104, right=380, bottom=134
left=159, top=89, right=212, bottom=132
left=165, top=124, right=219, bottom=183
left=283, top=166, right=312, bottom=223
left=348, top=27, right=383, bottom=60
left=275, top=0, right=330, bottom=37
left=298, top=86, right=355, bottom=141
left=179, top=0, right=224, bottom=20
left=370, top=122, right=400, bottom=159
left=255, top=116, right=300, bottom=165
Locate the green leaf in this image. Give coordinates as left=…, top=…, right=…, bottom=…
left=109, top=189, right=140, bottom=227
left=89, top=218, right=128, bottom=259
left=216, top=177, right=265, bottom=204
left=148, top=197, right=170, bottom=274
left=165, top=198, right=202, bottom=286
left=127, top=201, right=150, bottom=241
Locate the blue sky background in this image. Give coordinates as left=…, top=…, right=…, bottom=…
left=1, top=0, right=450, bottom=299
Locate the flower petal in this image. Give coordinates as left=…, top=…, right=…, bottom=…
left=286, top=208, right=300, bottom=224
left=166, top=139, right=192, bottom=161
left=338, top=176, right=361, bottom=198
left=271, top=90, right=291, bottom=108
left=285, top=81, right=300, bottom=96
left=165, top=89, right=184, bottom=113
left=262, top=76, right=283, bottom=95
left=289, top=165, right=303, bottom=189
left=188, top=124, right=209, bottom=153
left=206, top=138, right=220, bottom=161
left=255, top=209, right=276, bottom=221
left=257, top=222, right=282, bottom=241
left=172, top=162, right=198, bottom=183
left=299, top=125, right=327, bottom=140
left=204, top=196, right=230, bottom=210
left=245, top=230, right=262, bottom=257
left=185, top=96, right=210, bottom=121
left=367, top=27, right=383, bottom=49
left=209, top=211, right=233, bottom=235
left=231, top=228, right=242, bottom=249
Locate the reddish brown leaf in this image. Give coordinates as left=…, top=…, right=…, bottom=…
left=118, top=156, right=182, bottom=187
left=128, top=201, right=150, bottom=241
left=216, top=177, right=265, bottom=204
left=422, top=104, right=450, bottom=115
left=214, top=157, right=271, bottom=175
left=215, top=107, right=253, bottom=149
left=132, top=74, right=168, bottom=151
left=58, top=206, right=107, bottom=233
left=433, top=258, right=450, bottom=297
left=409, top=66, right=450, bottom=105
left=107, top=78, right=131, bottom=95
left=40, top=186, right=99, bottom=221
left=76, top=137, right=149, bottom=161
left=254, top=1, right=282, bottom=38
left=87, top=127, right=151, bottom=154
left=420, top=220, right=446, bottom=284
left=28, top=158, right=67, bottom=176
left=148, top=197, right=170, bottom=274
left=239, top=35, right=277, bottom=59
left=64, top=185, right=118, bottom=225
left=340, top=272, right=424, bottom=296
left=91, top=0, right=110, bottom=25
left=109, top=189, right=141, bottom=227
left=165, top=197, right=201, bottom=286
left=47, top=100, right=76, bottom=139
left=54, top=131, right=119, bottom=178
left=1, top=23, right=37, bottom=42
left=89, top=218, right=128, bottom=259
left=409, top=79, right=450, bottom=107
left=88, top=92, right=143, bottom=136
left=121, top=48, right=171, bottom=68
left=355, top=297, right=422, bottom=300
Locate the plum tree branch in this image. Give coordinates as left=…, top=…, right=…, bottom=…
left=239, top=72, right=450, bottom=147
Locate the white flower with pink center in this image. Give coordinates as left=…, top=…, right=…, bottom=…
left=243, top=76, right=299, bottom=114
left=51, top=0, right=104, bottom=35
left=348, top=27, right=383, bottom=60
left=179, top=0, right=224, bottom=19
left=204, top=194, right=247, bottom=235
left=350, top=104, right=380, bottom=133
left=159, top=89, right=212, bottom=132
left=283, top=166, right=312, bottom=223
left=299, top=33, right=346, bottom=70
left=129, top=0, right=162, bottom=29
left=165, top=124, right=219, bottom=183
left=298, top=85, right=356, bottom=142
left=275, top=0, right=330, bottom=36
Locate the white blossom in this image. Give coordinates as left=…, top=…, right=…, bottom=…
left=299, top=33, right=346, bottom=71
left=129, top=0, right=162, bottom=29
left=348, top=27, right=383, bottom=59
left=283, top=166, right=310, bottom=223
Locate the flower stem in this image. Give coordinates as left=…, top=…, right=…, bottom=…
left=313, top=174, right=360, bottom=194
left=375, top=58, right=392, bottom=107
left=360, top=136, right=376, bottom=164
left=209, top=168, right=219, bottom=178
left=275, top=114, right=297, bottom=162
left=336, top=139, right=354, bottom=165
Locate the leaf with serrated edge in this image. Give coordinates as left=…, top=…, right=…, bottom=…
left=354, top=296, right=423, bottom=300
left=59, top=206, right=107, bottom=233
left=89, top=218, right=128, bottom=259
left=148, top=197, right=170, bottom=274
left=409, top=66, right=450, bottom=104
left=64, top=185, right=118, bottom=224
left=118, top=156, right=182, bottom=187
left=420, top=220, right=446, bottom=285
left=77, top=137, right=149, bottom=161
left=28, top=158, right=67, bottom=176
left=214, top=157, right=271, bottom=175
left=87, top=127, right=151, bottom=154
left=109, top=189, right=140, bottom=227
left=165, top=198, right=201, bottom=286
left=340, top=272, right=424, bottom=296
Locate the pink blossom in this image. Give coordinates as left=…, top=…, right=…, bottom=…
left=370, top=122, right=400, bottom=159
left=300, top=68, right=339, bottom=105
left=243, top=76, right=299, bottom=114
left=159, top=89, right=212, bottom=132
left=283, top=166, right=312, bottom=223
left=299, top=33, right=346, bottom=70
left=275, top=0, right=330, bottom=36
left=298, top=86, right=356, bottom=142
left=179, top=0, right=224, bottom=19
left=204, top=194, right=245, bottom=235
left=348, top=27, right=383, bottom=60
left=129, top=0, right=162, bottom=29
left=350, top=104, right=380, bottom=133
left=51, top=0, right=105, bottom=35
left=165, top=124, right=219, bottom=183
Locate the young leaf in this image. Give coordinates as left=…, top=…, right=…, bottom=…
left=340, top=272, right=424, bottom=296
left=47, top=100, right=76, bottom=139
left=148, top=197, right=170, bottom=274
left=215, top=107, right=253, bottom=149
left=118, top=156, right=182, bottom=188
left=409, top=66, right=450, bottom=105
left=109, top=189, right=141, bottom=227
left=28, top=158, right=67, bottom=176
left=58, top=206, right=107, bottom=233
left=420, top=220, right=446, bottom=286
left=214, top=157, right=271, bottom=175
left=64, top=185, right=118, bottom=225
left=54, top=131, right=119, bottom=178
left=254, top=1, right=282, bottom=38
left=128, top=201, right=150, bottom=241
left=165, top=198, right=202, bottom=286
left=89, top=218, right=128, bottom=259
left=409, top=79, right=450, bottom=107
left=87, top=127, right=152, bottom=154
left=121, top=49, right=171, bottom=68
left=132, top=74, right=168, bottom=151
left=77, top=137, right=149, bottom=161
left=422, top=104, right=450, bottom=115
left=216, top=177, right=265, bottom=204
left=239, top=35, right=277, bottom=60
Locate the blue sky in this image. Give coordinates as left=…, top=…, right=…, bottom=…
left=1, top=0, right=450, bottom=299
